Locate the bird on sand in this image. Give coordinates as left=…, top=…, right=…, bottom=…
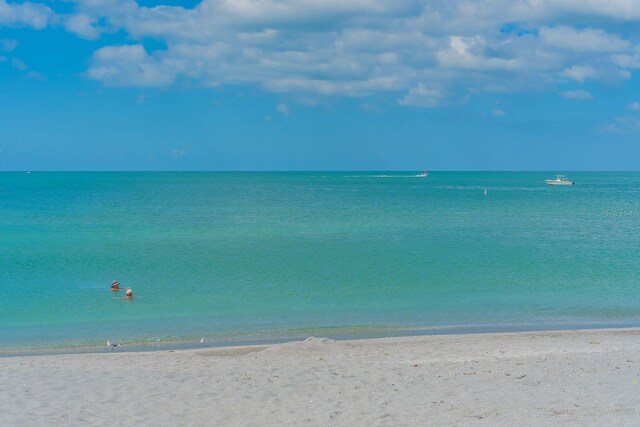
left=107, top=340, right=121, bottom=351
left=200, top=338, right=205, bottom=347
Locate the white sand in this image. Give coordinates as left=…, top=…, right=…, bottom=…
left=2, top=328, right=640, bottom=426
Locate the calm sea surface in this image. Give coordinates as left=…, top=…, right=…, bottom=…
left=1, top=172, right=639, bottom=350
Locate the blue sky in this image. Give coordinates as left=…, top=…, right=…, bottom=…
left=1, top=0, right=640, bottom=170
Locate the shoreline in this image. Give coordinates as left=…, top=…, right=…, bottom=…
left=4, top=321, right=640, bottom=357
left=3, top=327, right=640, bottom=425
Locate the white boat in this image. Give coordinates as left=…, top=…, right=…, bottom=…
left=545, top=174, right=574, bottom=186
left=418, top=171, right=429, bottom=177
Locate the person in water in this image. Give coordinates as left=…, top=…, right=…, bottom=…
left=125, top=288, right=133, bottom=299
left=111, top=280, right=120, bottom=291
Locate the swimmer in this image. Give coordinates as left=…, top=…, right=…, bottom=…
left=111, top=280, right=120, bottom=291
left=125, top=288, right=133, bottom=299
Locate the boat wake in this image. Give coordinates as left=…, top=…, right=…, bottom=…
left=343, top=174, right=429, bottom=178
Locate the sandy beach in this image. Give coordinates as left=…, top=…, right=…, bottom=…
left=2, top=328, right=640, bottom=426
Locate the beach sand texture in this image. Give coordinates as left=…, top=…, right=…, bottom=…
left=2, top=328, right=640, bottom=426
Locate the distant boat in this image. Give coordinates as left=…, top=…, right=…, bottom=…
left=418, top=171, right=429, bottom=177
left=545, top=174, right=574, bottom=186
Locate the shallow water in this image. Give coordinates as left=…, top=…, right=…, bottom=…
left=1, top=172, right=639, bottom=349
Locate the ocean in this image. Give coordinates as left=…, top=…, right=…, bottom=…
left=1, top=172, right=639, bottom=351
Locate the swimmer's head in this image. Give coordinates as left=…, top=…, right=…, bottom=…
left=125, top=288, right=133, bottom=296
left=111, top=280, right=120, bottom=287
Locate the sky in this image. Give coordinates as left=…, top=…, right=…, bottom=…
left=1, top=0, right=640, bottom=171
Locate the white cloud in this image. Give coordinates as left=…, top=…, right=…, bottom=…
left=265, top=77, right=401, bottom=96
left=559, top=89, right=592, bottom=100
left=276, top=102, right=289, bottom=115
left=549, top=0, right=640, bottom=20
left=628, top=102, right=640, bottom=111
left=398, top=83, right=441, bottom=107
left=0, top=0, right=52, bottom=29
left=539, top=26, right=629, bottom=53
left=11, top=57, right=26, bottom=70
left=170, top=148, right=187, bottom=157
left=0, top=38, right=17, bottom=52
left=435, top=36, right=521, bottom=71
left=562, top=65, right=596, bottom=82
left=65, top=13, right=100, bottom=39
left=75, top=1, right=636, bottom=104
left=613, top=48, right=640, bottom=69
left=8, top=0, right=640, bottom=106
left=26, top=70, right=45, bottom=80
left=88, top=45, right=176, bottom=87
left=492, top=109, right=505, bottom=116
left=604, top=115, right=640, bottom=134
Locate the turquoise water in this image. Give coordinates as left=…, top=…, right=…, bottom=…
left=1, top=172, right=640, bottom=350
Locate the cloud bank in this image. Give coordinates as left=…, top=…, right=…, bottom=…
left=4, top=0, right=640, bottom=106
